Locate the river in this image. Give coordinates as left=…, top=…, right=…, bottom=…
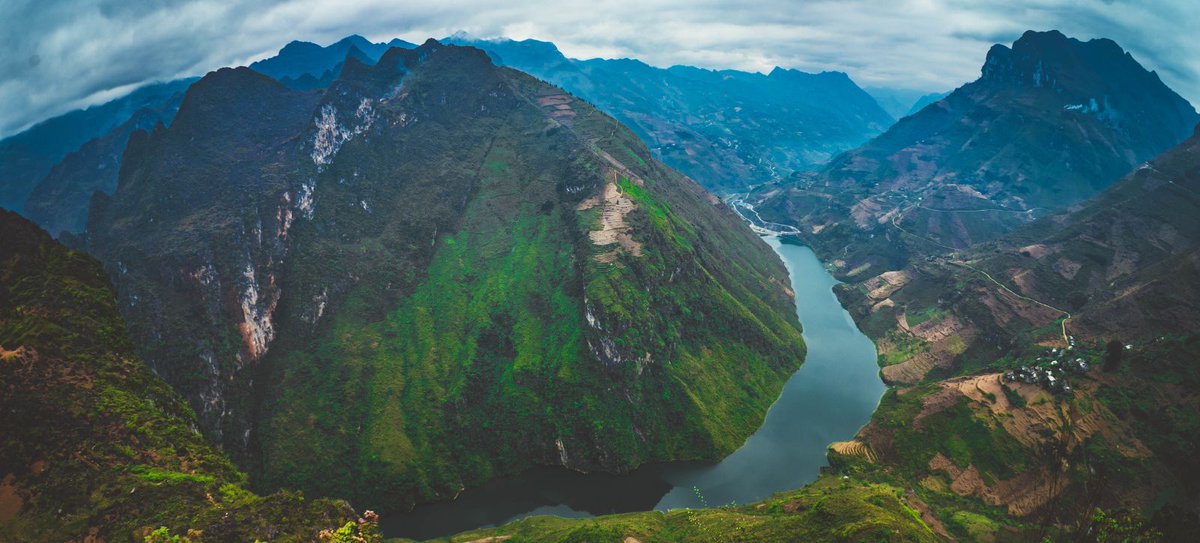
left=381, top=236, right=885, bottom=540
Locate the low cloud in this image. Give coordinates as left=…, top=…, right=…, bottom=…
left=2, top=0, right=1197, bottom=138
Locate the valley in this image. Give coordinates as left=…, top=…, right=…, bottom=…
left=1, top=13, right=1198, bottom=543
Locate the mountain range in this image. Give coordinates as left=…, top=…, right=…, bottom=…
left=249, top=34, right=417, bottom=90
left=0, top=33, right=894, bottom=240
left=0, top=36, right=418, bottom=238
left=865, top=87, right=950, bottom=120
left=444, top=35, right=895, bottom=192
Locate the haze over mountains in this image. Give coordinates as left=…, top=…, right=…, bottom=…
left=444, top=34, right=895, bottom=192
left=864, top=87, right=951, bottom=120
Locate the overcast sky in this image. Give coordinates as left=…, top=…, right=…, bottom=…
left=2, top=0, right=1198, bottom=138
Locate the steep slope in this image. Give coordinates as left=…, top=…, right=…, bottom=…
left=0, top=210, right=371, bottom=542
left=85, top=40, right=807, bottom=511
left=962, top=124, right=1200, bottom=339
left=0, top=79, right=194, bottom=213
left=445, top=36, right=893, bottom=193
left=87, top=63, right=327, bottom=459
left=23, top=107, right=173, bottom=237
left=752, top=30, right=1199, bottom=277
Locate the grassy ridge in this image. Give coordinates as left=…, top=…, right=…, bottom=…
left=399, top=475, right=938, bottom=543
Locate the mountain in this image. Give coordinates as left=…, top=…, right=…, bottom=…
left=0, top=210, right=375, bottom=542
left=963, top=123, right=1200, bottom=339
left=249, top=34, right=417, bottom=87
left=444, top=36, right=893, bottom=192
left=751, top=30, right=1199, bottom=277
left=0, top=79, right=194, bottom=213
left=84, top=40, right=807, bottom=511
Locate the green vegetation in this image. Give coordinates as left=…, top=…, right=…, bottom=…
left=878, top=330, right=929, bottom=367
left=1001, top=383, right=1026, bottom=409
left=948, top=510, right=999, bottom=542
left=905, top=306, right=948, bottom=328
left=881, top=390, right=1028, bottom=481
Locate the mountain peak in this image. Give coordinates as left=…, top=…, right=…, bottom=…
left=1014, top=29, right=1070, bottom=47
left=335, top=33, right=371, bottom=45
left=980, top=29, right=1157, bottom=95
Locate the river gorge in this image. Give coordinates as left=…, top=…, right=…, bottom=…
left=382, top=237, right=886, bottom=540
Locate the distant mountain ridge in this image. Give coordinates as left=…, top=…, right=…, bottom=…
left=751, top=30, right=1199, bottom=278
left=444, top=35, right=894, bottom=192
left=248, top=34, right=417, bottom=89
left=0, top=79, right=194, bottom=213
left=3, top=32, right=891, bottom=233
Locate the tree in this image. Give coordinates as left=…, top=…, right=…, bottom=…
left=1084, top=508, right=1161, bottom=543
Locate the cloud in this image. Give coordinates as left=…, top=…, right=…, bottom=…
left=1, top=0, right=1197, bottom=138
